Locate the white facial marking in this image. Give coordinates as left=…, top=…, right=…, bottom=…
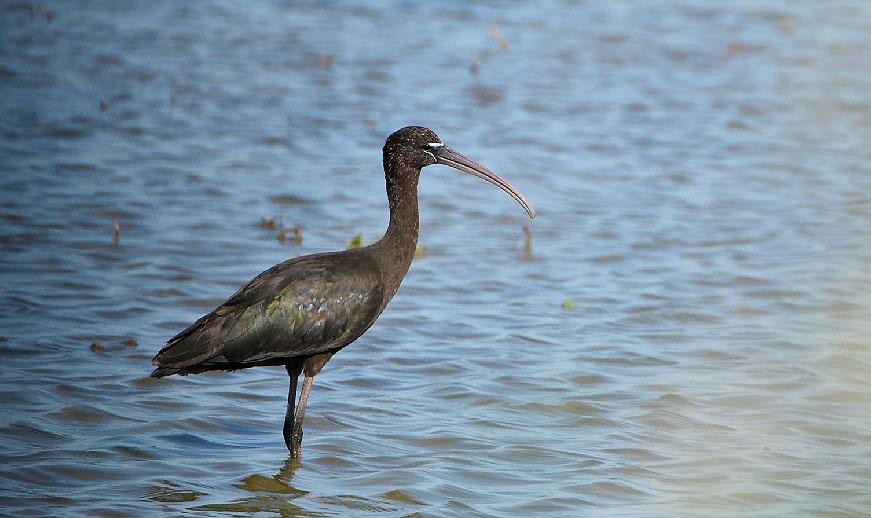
left=427, top=142, right=444, bottom=148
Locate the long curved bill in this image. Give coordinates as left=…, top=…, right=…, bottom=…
left=433, top=146, right=536, bottom=219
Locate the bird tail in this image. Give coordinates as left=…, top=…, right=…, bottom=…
left=150, top=310, right=225, bottom=374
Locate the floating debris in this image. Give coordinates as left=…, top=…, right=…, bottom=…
left=522, top=224, right=532, bottom=254
left=414, top=245, right=428, bottom=259
left=44, top=7, right=52, bottom=23
left=470, top=54, right=482, bottom=77
left=261, top=216, right=303, bottom=245
left=489, top=24, right=509, bottom=53
left=347, top=233, right=364, bottom=250
left=728, top=42, right=747, bottom=55
left=277, top=224, right=303, bottom=245
left=316, top=53, right=334, bottom=67
left=469, top=25, right=507, bottom=78
left=90, top=338, right=138, bottom=353
left=260, top=216, right=278, bottom=230
left=561, top=300, right=575, bottom=309
left=113, top=217, right=121, bottom=244
left=100, top=100, right=108, bottom=112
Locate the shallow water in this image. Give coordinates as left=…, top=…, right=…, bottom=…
left=1, top=1, right=870, bottom=516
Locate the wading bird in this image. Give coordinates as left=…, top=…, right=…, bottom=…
left=151, top=126, right=534, bottom=458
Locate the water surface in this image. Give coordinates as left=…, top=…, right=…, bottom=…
left=1, top=1, right=870, bottom=516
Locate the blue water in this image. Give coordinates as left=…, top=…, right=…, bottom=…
left=1, top=1, right=870, bottom=515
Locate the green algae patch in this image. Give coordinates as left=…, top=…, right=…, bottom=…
left=347, top=233, right=364, bottom=249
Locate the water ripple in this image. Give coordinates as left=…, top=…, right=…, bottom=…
left=1, top=0, right=870, bottom=515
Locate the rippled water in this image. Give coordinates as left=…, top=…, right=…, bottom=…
left=2, top=1, right=870, bottom=515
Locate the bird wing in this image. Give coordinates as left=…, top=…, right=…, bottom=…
left=152, top=250, right=385, bottom=370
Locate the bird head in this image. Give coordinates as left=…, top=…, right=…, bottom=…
left=383, top=126, right=442, bottom=171
left=383, top=126, right=535, bottom=218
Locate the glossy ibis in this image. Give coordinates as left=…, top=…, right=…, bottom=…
left=151, top=126, right=535, bottom=458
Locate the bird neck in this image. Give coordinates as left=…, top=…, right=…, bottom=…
left=375, top=166, right=420, bottom=298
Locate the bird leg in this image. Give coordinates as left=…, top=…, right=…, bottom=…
left=288, top=352, right=334, bottom=459
left=290, top=374, right=313, bottom=459
left=283, top=361, right=303, bottom=453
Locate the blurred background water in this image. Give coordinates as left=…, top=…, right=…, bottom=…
left=1, top=0, right=870, bottom=516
